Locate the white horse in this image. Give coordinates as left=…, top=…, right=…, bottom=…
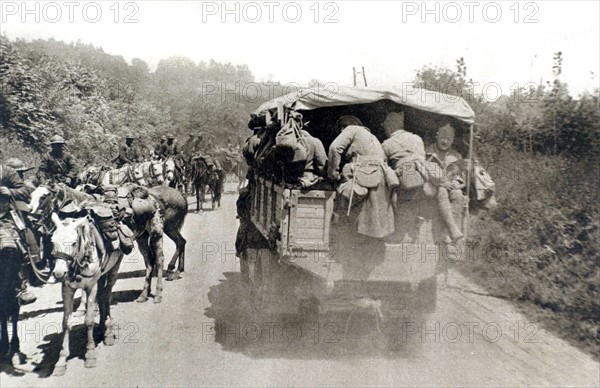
left=100, top=161, right=164, bottom=187
left=48, top=211, right=124, bottom=376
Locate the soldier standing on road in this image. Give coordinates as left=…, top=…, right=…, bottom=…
left=115, top=133, right=141, bottom=168
left=37, top=134, right=79, bottom=188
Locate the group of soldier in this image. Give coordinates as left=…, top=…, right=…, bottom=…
left=240, top=110, right=469, bottom=259
left=1, top=133, right=95, bottom=306
left=0, top=129, right=249, bottom=306
left=0, top=132, right=183, bottom=306
left=1, top=117, right=467, bottom=305
left=327, top=111, right=467, bottom=243
left=115, top=131, right=242, bottom=175
left=115, top=133, right=181, bottom=168
left=0, top=140, right=72, bottom=306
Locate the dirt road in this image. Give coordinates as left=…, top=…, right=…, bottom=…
left=2, top=185, right=599, bottom=387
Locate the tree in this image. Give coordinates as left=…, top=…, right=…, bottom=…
left=414, top=57, right=477, bottom=104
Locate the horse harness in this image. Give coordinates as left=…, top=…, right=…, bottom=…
left=53, top=218, right=105, bottom=282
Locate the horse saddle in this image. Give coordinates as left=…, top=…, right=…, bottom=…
left=120, top=186, right=156, bottom=223
left=103, top=185, right=155, bottom=224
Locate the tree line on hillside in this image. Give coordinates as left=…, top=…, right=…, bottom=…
left=0, top=36, right=284, bottom=166
left=4, top=35, right=596, bottom=166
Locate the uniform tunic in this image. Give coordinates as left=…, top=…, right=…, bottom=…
left=298, top=130, right=327, bottom=187
left=115, top=143, right=141, bottom=167
left=160, top=142, right=180, bottom=158
left=37, top=151, right=78, bottom=185
left=425, top=142, right=467, bottom=244
left=382, top=130, right=426, bottom=170
left=0, top=165, right=29, bottom=219
left=328, top=125, right=394, bottom=239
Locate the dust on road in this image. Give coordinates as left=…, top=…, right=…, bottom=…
left=2, top=185, right=598, bottom=387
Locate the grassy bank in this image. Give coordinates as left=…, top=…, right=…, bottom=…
left=460, top=148, right=599, bottom=358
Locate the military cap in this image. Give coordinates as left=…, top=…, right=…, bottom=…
left=166, top=133, right=175, bottom=139
left=49, top=134, right=66, bottom=144
left=125, top=133, right=137, bottom=139
left=5, top=157, right=34, bottom=172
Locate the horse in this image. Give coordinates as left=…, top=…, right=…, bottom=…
left=78, top=165, right=111, bottom=186
left=30, top=183, right=188, bottom=302
left=163, top=158, right=176, bottom=187
left=47, top=210, right=124, bottom=376
left=137, top=161, right=165, bottom=187
left=234, top=160, right=249, bottom=192
left=99, top=161, right=164, bottom=187
left=164, top=157, right=188, bottom=195
left=0, top=225, right=24, bottom=368
left=190, top=158, right=225, bottom=212
left=212, top=150, right=246, bottom=189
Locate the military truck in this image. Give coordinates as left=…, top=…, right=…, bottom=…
left=239, top=85, right=476, bottom=321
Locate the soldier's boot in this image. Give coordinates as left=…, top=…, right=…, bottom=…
left=16, top=265, right=37, bottom=305
left=437, top=187, right=463, bottom=242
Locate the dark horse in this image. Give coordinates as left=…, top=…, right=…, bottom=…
left=190, top=158, right=225, bottom=212
left=0, top=231, right=23, bottom=368
left=212, top=151, right=247, bottom=192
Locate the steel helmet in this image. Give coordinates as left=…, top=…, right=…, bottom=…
left=5, top=157, right=34, bottom=172
left=49, top=134, right=66, bottom=144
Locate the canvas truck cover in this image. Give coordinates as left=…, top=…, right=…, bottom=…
left=254, top=85, right=475, bottom=125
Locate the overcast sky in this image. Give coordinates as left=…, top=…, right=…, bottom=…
left=1, top=1, right=599, bottom=97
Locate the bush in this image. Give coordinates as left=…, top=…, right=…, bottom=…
left=466, top=148, right=600, bottom=356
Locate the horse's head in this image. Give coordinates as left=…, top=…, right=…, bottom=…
left=49, top=213, right=100, bottom=280
left=30, top=185, right=53, bottom=215
left=132, top=165, right=147, bottom=186
left=163, top=159, right=175, bottom=183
